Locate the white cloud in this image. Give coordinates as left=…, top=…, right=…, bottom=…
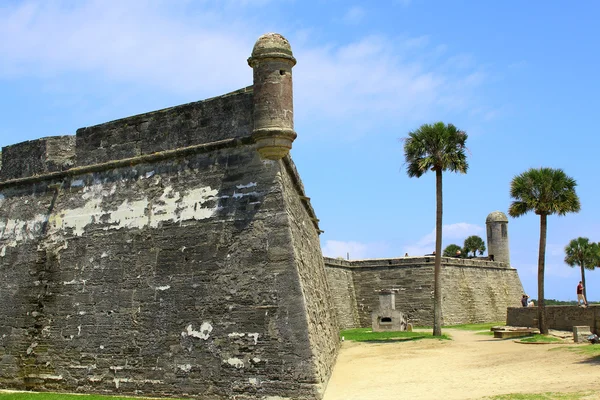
left=402, top=222, right=484, bottom=256
left=322, top=240, right=366, bottom=259
left=321, top=240, right=389, bottom=260
left=341, top=6, right=365, bottom=25
left=0, top=1, right=491, bottom=133
left=0, top=1, right=256, bottom=93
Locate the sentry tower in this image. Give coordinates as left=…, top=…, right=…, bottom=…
left=248, top=33, right=297, bottom=160
left=486, top=210, right=510, bottom=264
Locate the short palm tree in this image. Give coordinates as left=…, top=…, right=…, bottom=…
left=443, top=244, right=462, bottom=257
left=508, top=167, right=580, bottom=334
left=463, top=235, right=486, bottom=257
left=564, top=237, right=599, bottom=301
left=404, top=122, right=468, bottom=336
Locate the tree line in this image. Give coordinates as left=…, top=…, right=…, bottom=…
left=403, top=122, right=596, bottom=336
left=443, top=235, right=486, bottom=258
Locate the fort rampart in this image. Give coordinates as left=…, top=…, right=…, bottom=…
left=325, top=256, right=524, bottom=328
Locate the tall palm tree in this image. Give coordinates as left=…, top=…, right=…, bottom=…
left=508, top=168, right=580, bottom=334
left=403, top=122, right=468, bottom=336
left=564, top=237, right=599, bottom=302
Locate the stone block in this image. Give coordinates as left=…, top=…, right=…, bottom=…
left=573, top=325, right=592, bottom=343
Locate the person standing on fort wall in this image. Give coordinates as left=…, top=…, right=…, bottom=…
left=577, top=281, right=588, bottom=306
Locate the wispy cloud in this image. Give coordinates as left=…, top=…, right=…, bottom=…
left=0, top=0, right=491, bottom=134
left=402, top=222, right=484, bottom=256
left=0, top=1, right=257, bottom=93
left=341, top=6, right=365, bottom=25
left=322, top=240, right=389, bottom=260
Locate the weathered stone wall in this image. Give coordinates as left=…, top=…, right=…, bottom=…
left=280, top=160, right=339, bottom=396
left=507, top=306, right=600, bottom=334
left=322, top=261, right=359, bottom=329
left=0, top=94, right=337, bottom=399
left=0, top=136, right=76, bottom=180
left=75, top=88, right=252, bottom=166
left=324, top=256, right=524, bottom=327
left=442, top=262, right=524, bottom=324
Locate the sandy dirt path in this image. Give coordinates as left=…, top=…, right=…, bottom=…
left=322, top=329, right=600, bottom=400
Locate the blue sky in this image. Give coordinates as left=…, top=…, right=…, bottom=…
left=1, top=0, right=599, bottom=301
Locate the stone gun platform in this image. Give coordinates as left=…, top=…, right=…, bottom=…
left=491, top=326, right=539, bottom=339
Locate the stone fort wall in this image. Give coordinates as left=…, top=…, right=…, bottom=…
left=0, top=34, right=339, bottom=399
left=324, top=256, right=524, bottom=328
left=507, top=306, right=600, bottom=334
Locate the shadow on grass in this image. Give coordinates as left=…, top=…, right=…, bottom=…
left=575, top=354, right=600, bottom=365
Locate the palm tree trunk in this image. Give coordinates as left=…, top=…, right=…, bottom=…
left=433, top=169, right=443, bottom=336
left=581, top=263, right=587, bottom=304
left=538, top=214, right=548, bottom=334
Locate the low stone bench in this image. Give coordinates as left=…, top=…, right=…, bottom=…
left=492, top=327, right=539, bottom=339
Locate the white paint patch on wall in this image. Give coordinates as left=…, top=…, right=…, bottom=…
left=48, top=184, right=219, bottom=236
left=182, top=322, right=213, bottom=340
left=178, top=364, right=192, bottom=372
left=248, top=333, right=259, bottom=345
left=0, top=178, right=259, bottom=254
left=225, top=358, right=244, bottom=368
left=236, top=182, right=257, bottom=189
left=0, top=213, right=48, bottom=256
left=176, top=186, right=219, bottom=223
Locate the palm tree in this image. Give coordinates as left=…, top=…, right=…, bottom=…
left=508, top=168, right=580, bottom=334
left=564, top=237, right=599, bottom=302
left=404, top=122, right=468, bottom=336
left=463, top=235, right=486, bottom=257
left=443, top=244, right=462, bottom=257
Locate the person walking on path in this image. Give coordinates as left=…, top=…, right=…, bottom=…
left=577, top=281, right=588, bottom=306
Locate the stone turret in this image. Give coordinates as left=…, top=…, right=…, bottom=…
left=486, top=211, right=510, bottom=264
left=248, top=33, right=297, bottom=160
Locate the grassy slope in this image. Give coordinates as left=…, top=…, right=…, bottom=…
left=340, top=327, right=449, bottom=341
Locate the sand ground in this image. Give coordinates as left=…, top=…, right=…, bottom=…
left=322, top=329, right=600, bottom=400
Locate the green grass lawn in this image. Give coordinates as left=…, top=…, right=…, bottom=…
left=519, top=334, right=563, bottom=343
left=0, top=393, right=184, bottom=400
left=551, top=343, right=600, bottom=362
left=340, top=327, right=449, bottom=342
left=340, top=322, right=503, bottom=342
left=483, top=391, right=598, bottom=399
left=416, top=322, right=504, bottom=331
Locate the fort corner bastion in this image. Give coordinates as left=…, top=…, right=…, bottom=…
left=0, top=33, right=339, bottom=399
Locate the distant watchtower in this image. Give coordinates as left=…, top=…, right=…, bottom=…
left=486, top=211, right=510, bottom=264
left=248, top=33, right=297, bottom=160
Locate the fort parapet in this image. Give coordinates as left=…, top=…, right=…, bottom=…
left=324, top=234, right=523, bottom=329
